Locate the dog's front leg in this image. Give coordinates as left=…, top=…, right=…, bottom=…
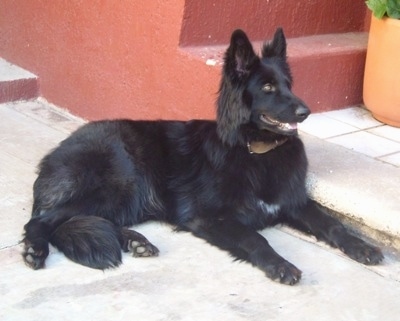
left=285, top=199, right=384, bottom=265
left=182, top=217, right=302, bottom=285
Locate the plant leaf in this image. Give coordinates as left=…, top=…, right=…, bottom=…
left=366, top=0, right=388, bottom=19
left=387, top=0, right=400, bottom=19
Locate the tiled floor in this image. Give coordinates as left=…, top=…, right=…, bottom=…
left=299, top=106, right=400, bottom=167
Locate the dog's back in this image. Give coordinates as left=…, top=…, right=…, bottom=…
left=33, top=120, right=184, bottom=224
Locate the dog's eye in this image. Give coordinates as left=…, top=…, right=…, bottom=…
left=262, top=84, right=275, bottom=92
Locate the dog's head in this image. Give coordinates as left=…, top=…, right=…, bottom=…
left=217, top=28, right=310, bottom=145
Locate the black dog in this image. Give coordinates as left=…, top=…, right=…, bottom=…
left=22, top=28, right=383, bottom=284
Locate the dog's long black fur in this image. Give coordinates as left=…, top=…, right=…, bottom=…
left=22, top=28, right=383, bottom=284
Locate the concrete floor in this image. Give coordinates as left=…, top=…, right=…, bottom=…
left=1, top=99, right=399, bottom=321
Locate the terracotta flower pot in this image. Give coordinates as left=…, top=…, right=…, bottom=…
left=363, top=15, right=400, bottom=127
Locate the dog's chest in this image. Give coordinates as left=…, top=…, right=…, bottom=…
left=257, top=200, right=281, bottom=216
left=234, top=198, right=282, bottom=228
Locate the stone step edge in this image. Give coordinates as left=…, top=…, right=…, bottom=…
left=179, top=32, right=368, bottom=66
left=0, top=58, right=39, bottom=103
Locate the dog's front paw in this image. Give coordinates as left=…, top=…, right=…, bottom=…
left=340, top=237, right=383, bottom=265
left=265, top=261, right=302, bottom=285
left=22, top=238, right=49, bottom=269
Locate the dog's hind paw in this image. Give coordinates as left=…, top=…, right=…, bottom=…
left=22, top=238, right=49, bottom=270
left=128, top=240, right=159, bottom=258
left=121, top=228, right=159, bottom=258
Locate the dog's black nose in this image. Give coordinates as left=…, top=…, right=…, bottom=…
left=295, top=105, right=310, bottom=120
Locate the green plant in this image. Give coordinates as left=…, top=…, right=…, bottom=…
left=366, top=0, right=400, bottom=19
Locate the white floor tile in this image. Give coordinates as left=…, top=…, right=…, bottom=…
left=368, top=125, right=400, bottom=143
left=299, top=113, right=358, bottom=139
left=327, top=131, right=400, bottom=158
left=379, top=152, right=400, bottom=167
left=323, top=107, right=383, bottom=129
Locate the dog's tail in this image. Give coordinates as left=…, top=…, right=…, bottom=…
left=49, top=216, right=123, bottom=269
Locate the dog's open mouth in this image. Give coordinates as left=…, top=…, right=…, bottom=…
left=260, top=114, right=298, bottom=133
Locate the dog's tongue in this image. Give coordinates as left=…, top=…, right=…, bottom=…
left=283, top=122, right=298, bottom=130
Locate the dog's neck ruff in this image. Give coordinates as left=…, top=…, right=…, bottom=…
left=247, top=138, right=288, bottom=154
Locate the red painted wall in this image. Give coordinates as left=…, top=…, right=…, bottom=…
left=180, top=0, right=369, bottom=45
left=0, top=0, right=217, bottom=120
left=0, top=0, right=370, bottom=121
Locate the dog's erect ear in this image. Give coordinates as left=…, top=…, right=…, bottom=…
left=225, top=29, right=258, bottom=78
left=262, top=27, right=287, bottom=59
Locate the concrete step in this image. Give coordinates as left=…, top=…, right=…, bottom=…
left=0, top=58, right=39, bottom=103
left=181, top=32, right=368, bottom=113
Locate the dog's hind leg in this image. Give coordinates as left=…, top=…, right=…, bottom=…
left=284, top=199, right=384, bottom=265
left=22, top=207, right=75, bottom=269
left=182, top=217, right=302, bottom=285
left=23, top=211, right=160, bottom=270
left=23, top=195, right=112, bottom=269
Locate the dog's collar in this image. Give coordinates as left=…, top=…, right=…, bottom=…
left=247, top=138, right=288, bottom=154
